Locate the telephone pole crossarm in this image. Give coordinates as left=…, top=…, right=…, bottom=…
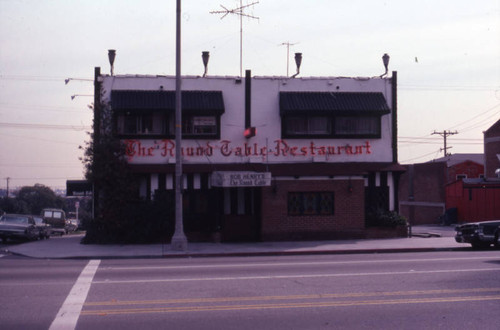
left=432, top=130, right=458, bottom=157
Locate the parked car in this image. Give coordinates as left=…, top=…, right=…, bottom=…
left=41, top=208, right=66, bottom=236
left=65, top=219, right=78, bottom=233
left=455, top=220, right=500, bottom=249
left=33, top=215, right=51, bottom=239
left=0, top=214, right=39, bottom=242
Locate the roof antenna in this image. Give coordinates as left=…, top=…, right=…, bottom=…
left=210, top=1, right=259, bottom=77
left=291, top=53, right=302, bottom=78
left=202, top=51, right=210, bottom=77
left=280, top=41, right=298, bottom=77
left=380, top=53, right=390, bottom=77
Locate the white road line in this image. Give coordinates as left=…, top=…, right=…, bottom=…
left=49, top=259, right=100, bottom=330
left=102, top=256, right=497, bottom=271
left=93, top=267, right=500, bottom=284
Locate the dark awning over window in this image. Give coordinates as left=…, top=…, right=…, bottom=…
left=280, top=92, right=390, bottom=115
left=111, top=90, right=225, bottom=115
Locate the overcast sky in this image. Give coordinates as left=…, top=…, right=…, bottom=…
left=1, top=0, right=499, bottom=190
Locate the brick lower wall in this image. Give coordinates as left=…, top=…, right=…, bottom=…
left=260, top=178, right=365, bottom=241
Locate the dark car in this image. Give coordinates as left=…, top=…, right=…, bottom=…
left=0, top=214, right=39, bottom=242
left=455, top=220, right=500, bottom=249
left=33, top=216, right=51, bottom=239
left=41, top=208, right=66, bottom=236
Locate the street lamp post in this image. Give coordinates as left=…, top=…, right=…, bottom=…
left=171, top=0, right=188, bottom=251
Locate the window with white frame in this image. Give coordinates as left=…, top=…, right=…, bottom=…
left=284, top=116, right=331, bottom=136
left=334, top=116, right=380, bottom=136
left=282, top=115, right=381, bottom=138
left=182, top=116, right=217, bottom=136
left=117, top=112, right=166, bottom=136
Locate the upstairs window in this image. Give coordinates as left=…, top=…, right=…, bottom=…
left=285, top=116, right=331, bottom=136
left=280, top=92, right=390, bottom=139
left=282, top=115, right=381, bottom=139
left=334, top=116, right=380, bottom=137
left=182, top=116, right=218, bottom=137
left=116, top=112, right=166, bottom=136
left=112, top=90, right=224, bottom=140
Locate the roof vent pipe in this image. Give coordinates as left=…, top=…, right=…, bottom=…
left=202, top=51, right=210, bottom=77
left=380, top=53, right=390, bottom=77
left=291, top=53, right=302, bottom=78
left=108, top=49, right=116, bottom=76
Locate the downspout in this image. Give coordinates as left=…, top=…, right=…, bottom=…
left=245, top=70, right=251, bottom=129
left=392, top=71, right=398, bottom=164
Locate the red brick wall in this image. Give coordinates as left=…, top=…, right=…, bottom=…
left=260, top=178, right=365, bottom=241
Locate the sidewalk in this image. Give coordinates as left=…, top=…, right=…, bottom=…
left=3, top=225, right=466, bottom=259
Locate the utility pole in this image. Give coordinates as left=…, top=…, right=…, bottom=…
left=432, top=130, right=458, bottom=157
left=171, top=0, right=188, bottom=251
left=210, top=1, right=259, bottom=77
left=6, top=177, right=10, bottom=198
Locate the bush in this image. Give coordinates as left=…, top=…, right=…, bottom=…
left=82, top=196, right=174, bottom=244
left=366, top=209, right=407, bottom=228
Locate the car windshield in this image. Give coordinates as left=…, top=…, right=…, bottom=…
left=0, top=215, right=29, bottom=224
left=34, top=217, right=44, bottom=225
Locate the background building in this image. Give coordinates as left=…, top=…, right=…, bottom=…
left=398, top=154, right=484, bottom=225
left=445, top=119, right=500, bottom=223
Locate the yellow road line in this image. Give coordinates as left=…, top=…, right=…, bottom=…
left=81, top=295, right=500, bottom=316
left=84, top=287, right=500, bottom=307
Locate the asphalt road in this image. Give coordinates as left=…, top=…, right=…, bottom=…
left=1, top=251, right=499, bottom=330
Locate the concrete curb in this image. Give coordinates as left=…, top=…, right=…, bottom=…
left=4, top=246, right=469, bottom=260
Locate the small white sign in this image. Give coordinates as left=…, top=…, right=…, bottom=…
left=211, top=171, right=271, bottom=187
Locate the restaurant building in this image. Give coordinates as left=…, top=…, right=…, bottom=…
left=94, top=66, right=402, bottom=242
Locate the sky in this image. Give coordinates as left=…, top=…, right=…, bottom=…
left=1, top=0, right=499, bottom=190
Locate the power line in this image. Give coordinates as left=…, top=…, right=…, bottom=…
left=0, top=122, right=90, bottom=131
left=5, top=177, right=83, bottom=181
left=0, top=75, right=92, bottom=82
left=447, top=104, right=500, bottom=131
left=399, top=85, right=498, bottom=92
left=453, top=112, right=500, bottom=134
left=0, top=132, right=84, bottom=145
left=0, top=103, right=90, bottom=114
left=400, top=149, right=442, bottom=163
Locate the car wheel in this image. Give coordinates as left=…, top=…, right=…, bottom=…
left=494, top=232, right=500, bottom=249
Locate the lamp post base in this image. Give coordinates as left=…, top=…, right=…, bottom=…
left=171, top=233, right=188, bottom=251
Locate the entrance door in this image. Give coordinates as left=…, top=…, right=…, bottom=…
left=221, top=187, right=261, bottom=242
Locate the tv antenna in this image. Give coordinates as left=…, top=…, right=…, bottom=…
left=280, top=41, right=299, bottom=77
left=210, top=1, right=259, bottom=77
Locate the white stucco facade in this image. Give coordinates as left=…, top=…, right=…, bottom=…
left=100, top=74, right=395, bottom=166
